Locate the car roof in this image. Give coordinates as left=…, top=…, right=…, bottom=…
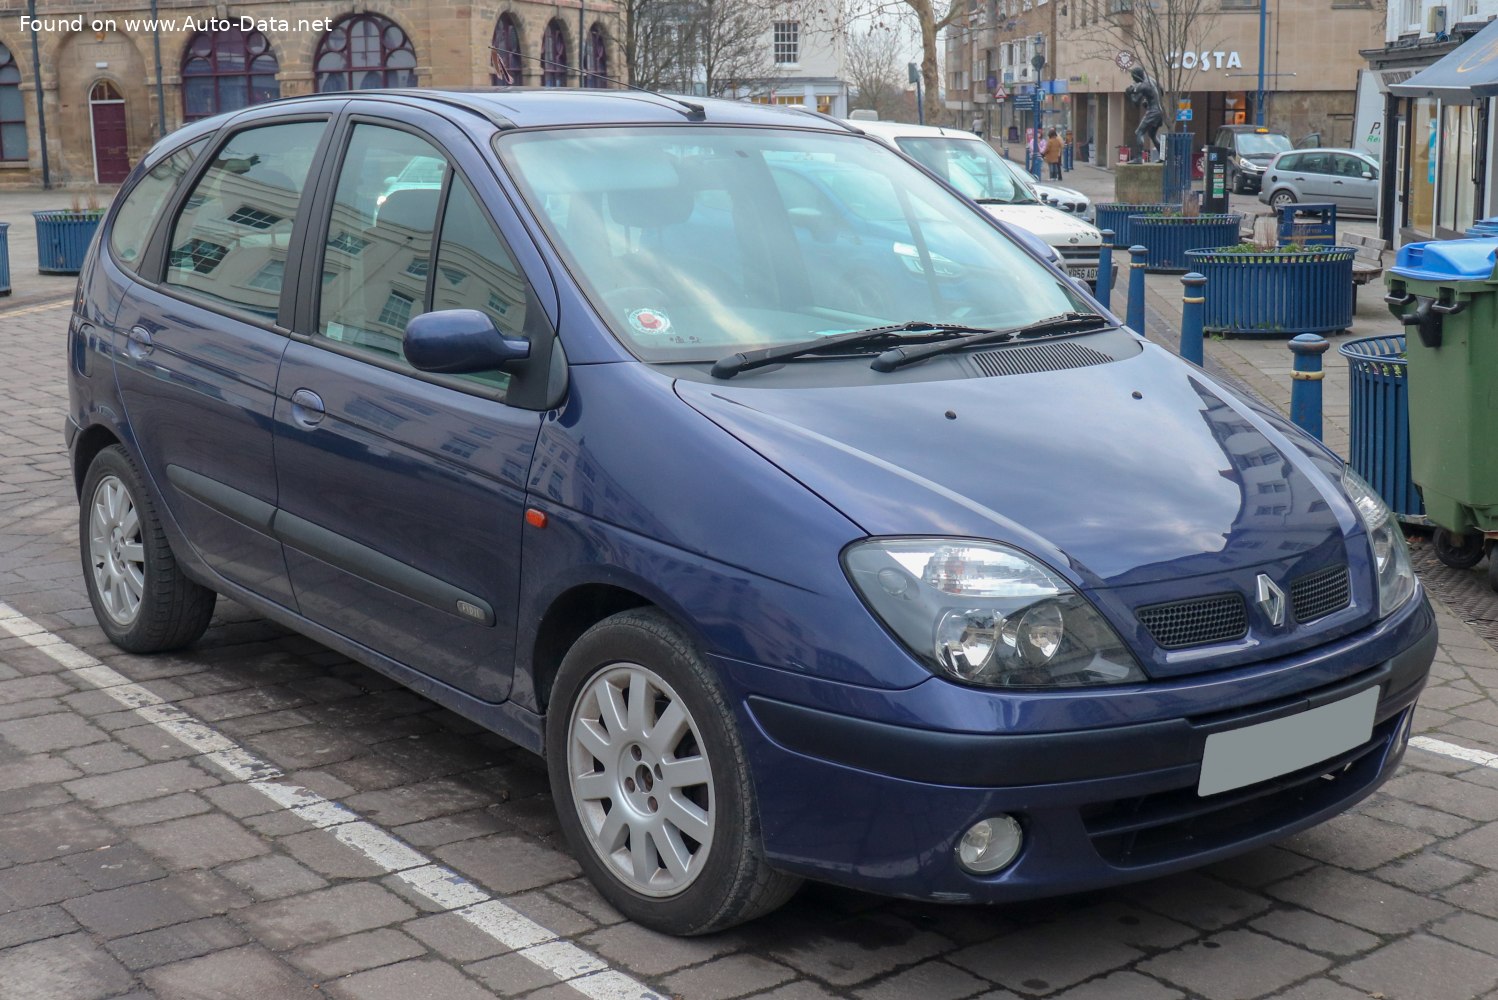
left=855, top=120, right=985, bottom=142
left=1218, top=125, right=1287, bottom=133
left=1275, top=147, right=1374, bottom=158
left=214, top=88, right=863, bottom=132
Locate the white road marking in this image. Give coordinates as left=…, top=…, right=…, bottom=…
left=1410, top=735, right=1498, bottom=769
left=0, top=603, right=665, bottom=1000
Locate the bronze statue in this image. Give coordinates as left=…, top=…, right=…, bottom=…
left=1125, top=66, right=1164, bottom=162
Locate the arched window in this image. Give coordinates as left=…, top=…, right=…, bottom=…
left=541, top=20, right=568, bottom=88
left=582, top=23, right=608, bottom=87
left=0, top=44, right=25, bottom=162
left=181, top=29, right=280, bottom=121
left=316, top=14, right=418, bottom=92
left=491, top=14, right=523, bottom=85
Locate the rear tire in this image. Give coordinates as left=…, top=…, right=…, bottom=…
left=80, top=445, right=215, bottom=652
left=546, top=608, right=799, bottom=935
left=1270, top=190, right=1296, bottom=210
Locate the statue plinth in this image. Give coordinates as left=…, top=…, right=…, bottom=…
left=1115, top=163, right=1166, bottom=205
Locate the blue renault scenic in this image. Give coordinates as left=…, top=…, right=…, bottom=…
left=66, top=90, right=1436, bottom=936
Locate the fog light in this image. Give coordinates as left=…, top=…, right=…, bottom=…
left=955, top=815, right=1023, bottom=874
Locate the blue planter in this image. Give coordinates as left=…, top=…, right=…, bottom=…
left=1094, top=203, right=1166, bottom=249
left=0, top=222, right=10, bottom=296
left=34, top=210, right=104, bottom=275
left=1129, top=214, right=1243, bottom=273
left=1186, top=246, right=1355, bottom=336
left=1340, top=334, right=1424, bottom=520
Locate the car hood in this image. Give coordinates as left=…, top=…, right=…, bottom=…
left=979, top=204, right=1101, bottom=245
left=1036, top=182, right=1087, bottom=202
left=673, top=340, right=1355, bottom=592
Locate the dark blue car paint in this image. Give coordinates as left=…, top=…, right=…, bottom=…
left=67, top=90, right=1436, bottom=905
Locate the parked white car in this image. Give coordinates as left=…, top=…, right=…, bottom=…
left=856, top=120, right=1114, bottom=290
left=999, top=157, right=1095, bottom=222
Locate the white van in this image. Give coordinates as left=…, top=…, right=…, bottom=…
left=856, top=120, right=1113, bottom=290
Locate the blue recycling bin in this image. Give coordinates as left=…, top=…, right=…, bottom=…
left=0, top=222, right=10, bottom=296
left=1340, top=334, right=1423, bottom=520
left=1276, top=202, right=1336, bottom=248
left=34, top=210, right=104, bottom=275
left=1464, top=216, right=1498, bottom=238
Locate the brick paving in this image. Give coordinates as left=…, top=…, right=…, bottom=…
left=2, top=182, right=1498, bottom=999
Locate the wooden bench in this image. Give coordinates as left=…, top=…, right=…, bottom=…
left=1344, top=232, right=1388, bottom=307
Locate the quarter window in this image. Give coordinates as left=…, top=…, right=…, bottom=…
left=0, top=44, right=25, bottom=161
left=109, top=139, right=207, bottom=272
left=164, top=121, right=325, bottom=321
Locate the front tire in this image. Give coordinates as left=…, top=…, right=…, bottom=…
left=1270, top=189, right=1297, bottom=209
left=546, top=609, right=799, bottom=935
left=80, top=445, right=215, bottom=652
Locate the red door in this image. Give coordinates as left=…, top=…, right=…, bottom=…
left=89, top=82, right=130, bottom=184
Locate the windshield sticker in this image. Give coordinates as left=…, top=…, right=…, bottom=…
left=628, top=308, right=672, bottom=336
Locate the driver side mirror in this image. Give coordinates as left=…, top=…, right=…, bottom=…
left=404, top=309, right=529, bottom=375
left=1362, top=170, right=1375, bottom=180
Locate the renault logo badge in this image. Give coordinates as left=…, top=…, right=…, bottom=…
left=1256, top=574, right=1286, bottom=627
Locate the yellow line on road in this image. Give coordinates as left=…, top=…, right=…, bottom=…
left=2, top=298, right=71, bottom=319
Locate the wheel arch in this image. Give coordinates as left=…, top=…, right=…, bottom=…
left=529, top=582, right=656, bottom=714
left=72, top=423, right=124, bottom=498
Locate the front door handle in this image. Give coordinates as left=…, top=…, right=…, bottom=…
left=289, top=388, right=326, bottom=428
left=126, top=326, right=154, bottom=360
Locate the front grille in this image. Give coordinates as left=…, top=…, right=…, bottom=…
left=1056, top=246, right=1097, bottom=261
left=970, top=342, right=1113, bottom=378
left=1084, top=711, right=1401, bottom=867
left=1292, top=565, right=1351, bottom=623
left=1136, top=594, right=1248, bottom=649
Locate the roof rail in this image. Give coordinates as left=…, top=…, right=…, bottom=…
left=785, top=106, right=864, bottom=134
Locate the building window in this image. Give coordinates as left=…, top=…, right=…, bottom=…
left=1402, top=0, right=1420, bottom=28
left=773, top=21, right=800, bottom=65
left=492, top=14, right=523, bottom=85
left=247, top=259, right=285, bottom=291
left=583, top=23, right=609, bottom=87
left=329, top=231, right=372, bottom=256
left=227, top=205, right=282, bottom=229
left=168, top=238, right=229, bottom=274
left=181, top=29, right=280, bottom=121
left=0, top=44, right=27, bottom=161
left=542, top=20, right=569, bottom=87
left=316, top=14, right=418, bottom=92
left=378, top=290, right=415, bottom=329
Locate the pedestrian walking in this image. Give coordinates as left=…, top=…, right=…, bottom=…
left=1043, top=129, right=1063, bottom=181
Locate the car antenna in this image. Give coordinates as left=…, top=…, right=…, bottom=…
left=487, top=47, right=706, bottom=121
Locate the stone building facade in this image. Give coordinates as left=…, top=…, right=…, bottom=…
left=0, top=0, right=621, bottom=187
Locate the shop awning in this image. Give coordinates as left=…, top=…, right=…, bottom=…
left=1391, top=18, right=1498, bottom=101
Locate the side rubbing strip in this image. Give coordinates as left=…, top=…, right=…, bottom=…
left=271, top=510, right=495, bottom=626
left=166, top=465, right=276, bottom=533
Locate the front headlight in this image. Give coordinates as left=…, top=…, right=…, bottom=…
left=843, top=538, right=1146, bottom=688
left=1341, top=467, right=1415, bottom=617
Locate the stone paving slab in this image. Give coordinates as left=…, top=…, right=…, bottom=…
left=2, top=218, right=1498, bottom=1000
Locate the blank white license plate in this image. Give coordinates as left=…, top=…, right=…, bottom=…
left=1071, top=267, right=1098, bottom=281
left=1198, top=686, right=1378, bottom=797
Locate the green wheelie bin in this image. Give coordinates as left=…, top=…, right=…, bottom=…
left=1384, top=238, right=1498, bottom=588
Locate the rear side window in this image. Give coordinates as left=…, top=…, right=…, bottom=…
left=164, top=121, right=326, bottom=322
left=109, top=139, right=207, bottom=272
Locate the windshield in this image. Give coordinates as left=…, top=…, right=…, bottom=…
left=1237, top=133, right=1292, bottom=156
left=498, top=127, right=1082, bottom=362
left=892, top=136, right=1038, bottom=204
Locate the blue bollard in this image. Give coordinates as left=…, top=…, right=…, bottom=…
left=1126, top=245, right=1148, bottom=335
left=1289, top=333, right=1330, bottom=440
left=1096, top=234, right=1114, bottom=310
left=1179, top=272, right=1206, bottom=365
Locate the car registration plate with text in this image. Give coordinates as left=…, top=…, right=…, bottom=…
left=1197, top=686, right=1378, bottom=797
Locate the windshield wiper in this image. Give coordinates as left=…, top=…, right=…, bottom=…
left=709, top=321, right=997, bottom=379
left=869, top=312, right=1112, bottom=373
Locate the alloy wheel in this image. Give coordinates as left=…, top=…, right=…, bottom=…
left=88, top=474, right=146, bottom=626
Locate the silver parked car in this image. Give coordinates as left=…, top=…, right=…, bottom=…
left=1259, top=148, right=1380, bottom=217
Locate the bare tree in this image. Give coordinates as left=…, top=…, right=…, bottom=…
left=1071, top=0, right=1222, bottom=123
left=844, top=23, right=908, bottom=119
left=623, top=0, right=695, bottom=92
left=623, top=0, right=780, bottom=98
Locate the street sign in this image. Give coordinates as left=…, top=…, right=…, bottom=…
left=1176, top=109, right=1193, bottom=121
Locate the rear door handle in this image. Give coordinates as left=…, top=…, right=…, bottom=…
left=289, top=388, right=326, bottom=428
left=126, top=326, right=154, bottom=360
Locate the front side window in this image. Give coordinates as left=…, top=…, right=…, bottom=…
left=110, top=138, right=207, bottom=271
left=165, top=121, right=325, bottom=320
left=317, top=125, right=445, bottom=357
left=181, top=29, right=280, bottom=121
left=0, top=44, right=25, bottom=161
left=316, top=15, right=418, bottom=92
left=499, top=127, right=1085, bottom=364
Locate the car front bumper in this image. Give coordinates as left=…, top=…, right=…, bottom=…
left=724, top=591, right=1435, bottom=902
